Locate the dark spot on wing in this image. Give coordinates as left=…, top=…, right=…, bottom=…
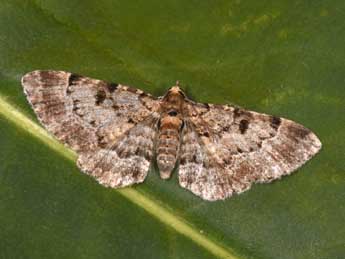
left=116, top=146, right=126, bottom=158
left=203, top=103, right=210, bottom=109
left=39, top=71, right=58, bottom=82
left=68, top=73, right=82, bottom=86
left=180, top=156, right=186, bottom=165
left=126, top=87, right=139, bottom=93
left=135, top=147, right=140, bottom=156
left=233, top=107, right=240, bottom=118
left=36, top=71, right=64, bottom=88
left=128, top=118, right=135, bottom=123
left=107, top=82, right=118, bottom=92
left=202, top=132, right=210, bottom=137
left=139, top=92, right=150, bottom=99
left=95, top=89, right=106, bottom=105
left=66, top=87, right=73, bottom=94
left=131, top=167, right=142, bottom=178
left=97, top=135, right=107, bottom=148
left=72, top=99, right=80, bottom=112
left=66, top=74, right=76, bottom=94
left=233, top=107, right=252, bottom=119
left=222, top=156, right=232, bottom=165
left=270, top=116, right=281, bottom=130
left=143, top=150, right=152, bottom=161
left=239, top=119, right=249, bottom=134
left=287, top=124, right=311, bottom=140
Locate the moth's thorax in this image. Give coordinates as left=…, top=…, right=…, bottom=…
left=161, top=86, right=186, bottom=114
left=157, top=86, right=186, bottom=179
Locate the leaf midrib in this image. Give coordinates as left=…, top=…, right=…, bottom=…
left=0, top=94, right=242, bottom=259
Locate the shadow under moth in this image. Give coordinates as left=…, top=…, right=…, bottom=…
left=22, top=70, right=321, bottom=201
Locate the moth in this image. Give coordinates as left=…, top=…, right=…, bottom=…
left=22, top=70, right=322, bottom=201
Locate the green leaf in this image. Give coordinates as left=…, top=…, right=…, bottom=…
left=1, top=1, right=344, bottom=258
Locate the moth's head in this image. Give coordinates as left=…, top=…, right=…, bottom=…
left=165, top=81, right=186, bottom=98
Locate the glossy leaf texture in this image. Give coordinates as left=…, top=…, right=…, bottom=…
left=1, top=1, right=345, bottom=258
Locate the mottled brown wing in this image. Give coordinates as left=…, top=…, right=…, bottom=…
left=22, top=70, right=160, bottom=186
left=179, top=102, right=322, bottom=201
left=179, top=121, right=235, bottom=200
left=78, top=115, right=159, bottom=187
left=22, top=70, right=159, bottom=152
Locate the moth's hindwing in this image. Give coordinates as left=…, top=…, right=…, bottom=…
left=77, top=115, right=159, bottom=187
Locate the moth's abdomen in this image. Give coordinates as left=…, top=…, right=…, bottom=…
left=157, top=116, right=182, bottom=179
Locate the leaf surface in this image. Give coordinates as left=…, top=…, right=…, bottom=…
left=0, top=1, right=345, bottom=258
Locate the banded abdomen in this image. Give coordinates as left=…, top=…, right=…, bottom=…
left=157, top=116, right=183, bottom=179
